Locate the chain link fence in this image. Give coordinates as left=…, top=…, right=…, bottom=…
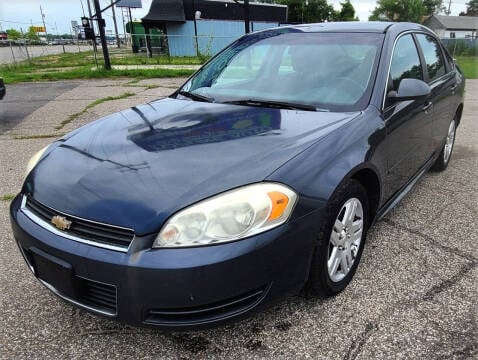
left=128, top=33, right=238, bottom=58
left=0, top=40, right=93, bottom=65
left=441, top=38, right=478, bottom=57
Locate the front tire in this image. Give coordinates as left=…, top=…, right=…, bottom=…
left=307, top=179, right=369, bottom=298
left=431, top=118, right=456, bottom=172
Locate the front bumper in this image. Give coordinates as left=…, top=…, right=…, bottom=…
left=10, top=195, right=319, bottom=329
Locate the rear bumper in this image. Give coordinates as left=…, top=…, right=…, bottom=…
left=10, top=194, right=319, bottom=329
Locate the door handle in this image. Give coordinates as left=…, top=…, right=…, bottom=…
left=422, top=101, right=433, bottom=114
left=450, top=84, right=457, bottom=94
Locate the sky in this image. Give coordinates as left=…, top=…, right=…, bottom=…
left=0, top=0, right=470, bottom=35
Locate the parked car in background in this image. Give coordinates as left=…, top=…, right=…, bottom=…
left=0, top=78, right=5, bottom=100
left=10, top=22, right=465, bottom=329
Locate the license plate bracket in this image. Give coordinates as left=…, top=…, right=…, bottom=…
left=29, top=247, right=76, bottom=298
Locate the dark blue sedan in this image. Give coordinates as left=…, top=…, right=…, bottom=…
left=10, top=22, right=465, bottom=329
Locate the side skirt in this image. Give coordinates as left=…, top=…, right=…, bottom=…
left=374, top=154, right=437, bottom=222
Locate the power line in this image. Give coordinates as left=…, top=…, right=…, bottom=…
left=0, top=19, right=44, bottom=25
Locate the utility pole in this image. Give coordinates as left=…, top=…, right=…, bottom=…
left=447, top=0, right=452, bottom=15
left=80, top=0, right=86, bottom=16
left=111, top=0, right=121, bottom=48
left=244, top=0, right=250, bottom=33
left=93, top=0, right=111, bottom=70
left=85, top=0, right=99, bottom=68
left=86, top=0, right=95, bottom=33
left=128, top=7, right=135, bottom=51
left=40, top=5, right=48, bottom=39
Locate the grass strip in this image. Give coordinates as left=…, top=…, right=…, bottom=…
left=1, top=67, right=195, bottom=84
left=13, top=133, right=66, bottom=140
left=1, top=194, right=15, bottom=201
left=55, top=91, right=135, bottom=130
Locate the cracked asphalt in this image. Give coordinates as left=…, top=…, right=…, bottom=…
left=0, top=79, right=476, bottom=359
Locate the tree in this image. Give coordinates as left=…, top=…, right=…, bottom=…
left=304, top=0, right=336, bottom=22
left=279, top=0, right=335, bottom=23
left=337, top=0, right=358, bottom=21
left=25, top=27, right=40, bottom=42
left=369, top=0, right=425, bottom=23
left=5, top=28, right=21, bottom=40
left=459, top=0, right=478, bottom=16
left=423, top=0, right=443, bottom=15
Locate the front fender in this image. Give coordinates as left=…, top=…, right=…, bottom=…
left=266, top=108, right=386, bottom=219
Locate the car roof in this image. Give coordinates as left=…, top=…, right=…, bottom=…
left=277, top=21, right=429, bottom=34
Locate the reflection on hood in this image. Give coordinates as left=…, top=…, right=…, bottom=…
left=127, top=105, right=281, bottom=152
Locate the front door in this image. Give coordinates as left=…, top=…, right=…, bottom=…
left=382, top=33, right=433, bottom=200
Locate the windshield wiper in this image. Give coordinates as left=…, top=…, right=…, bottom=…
left=221, top=99, right=318, bottom=111
left=177, top=90, right=214, bottom=103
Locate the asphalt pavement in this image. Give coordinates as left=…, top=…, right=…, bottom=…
left=0, top=81, right=81, bottom=134
left=0, top=79, right=476, bottom=359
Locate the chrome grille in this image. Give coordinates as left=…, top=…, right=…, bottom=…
left=22, top=195, right=134, bottom=252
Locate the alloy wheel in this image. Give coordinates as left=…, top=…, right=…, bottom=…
left=327, top=197, right=364, bottom=282
left=443, top=120, right=456, bottom=164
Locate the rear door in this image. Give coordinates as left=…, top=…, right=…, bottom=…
left=414, top=33, right=458, bottom=152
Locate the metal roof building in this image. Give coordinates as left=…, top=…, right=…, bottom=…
left=141, top=0, right=288, bottom=56
left=424, top=15, right=478, bottom=39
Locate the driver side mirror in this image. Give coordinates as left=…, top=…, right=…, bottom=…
left=387, top=78, right=431, bottom=102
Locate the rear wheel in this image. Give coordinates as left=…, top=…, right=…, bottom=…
left=431, top=118, right=456, bottom=172
left=307, top=179, right=369, bottom=297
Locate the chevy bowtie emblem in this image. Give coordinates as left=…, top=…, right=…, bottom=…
left=51, top=215, right=72, bottom=231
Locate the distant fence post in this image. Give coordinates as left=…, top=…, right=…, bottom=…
left=9, top=41, right=17, bottom=65
left=24, top=42, right=31, bottom=64
left=144, top=34, right=150, bottom=57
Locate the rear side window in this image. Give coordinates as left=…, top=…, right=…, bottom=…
left=416, top=34, right=446, bottom=82
left=390, top=34, right=423, bottom=91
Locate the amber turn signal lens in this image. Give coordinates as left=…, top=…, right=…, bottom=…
left=267, top=191, right=289, bottom=221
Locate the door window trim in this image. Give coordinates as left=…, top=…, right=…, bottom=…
left=382, top=30, right=452, bottom=110
left=382, top=31, right=423, bottom=110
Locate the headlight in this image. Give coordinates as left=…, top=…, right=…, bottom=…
left=154, top=183, right=297, bottom=248
left=25, top=146, right=49, bottom=178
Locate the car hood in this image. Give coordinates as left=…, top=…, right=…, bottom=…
left=27, top=98, right=359, bottom=235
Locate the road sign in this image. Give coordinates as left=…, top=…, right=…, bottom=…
left=31, top=26, right=46, bottom=33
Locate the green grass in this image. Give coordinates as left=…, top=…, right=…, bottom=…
left=455, top=56, right=478, bottom=79
left=1, top=194, right=15, bottom=202
left=1, top=66, right=195, bottom=84
left=0, top=49, right=200, bottom=84
left=55, top=92, right=136, bottom=130
left=6, top=49, right=203, bottom=69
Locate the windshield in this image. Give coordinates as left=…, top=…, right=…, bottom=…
left=179, top=30, right=384, bottom=112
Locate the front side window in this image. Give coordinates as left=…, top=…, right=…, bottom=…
left=389, top=34, right=423, bottom=91
left=181, top=31, right=384, bottom=111
left=416, top=33, right=446, bottom=82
